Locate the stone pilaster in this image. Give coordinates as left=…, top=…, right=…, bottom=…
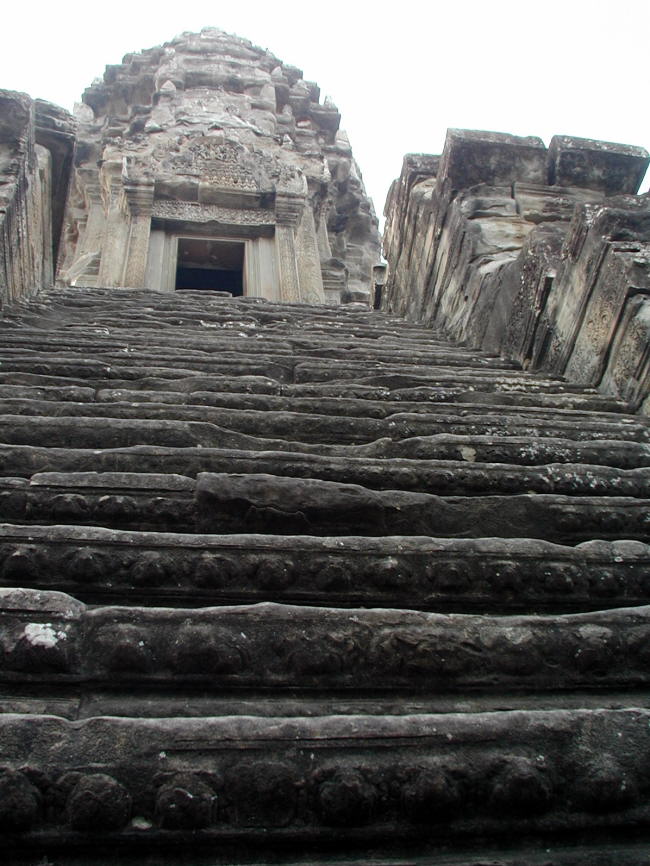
left=69, top=173, right=105, bottom=286
left=274, top=191, right=304, bottom=303
left=97, top=165, right=129, bottom=287
left=123, top=178, right=154, bottom=288
left=295, top=204, right=325, bottom=304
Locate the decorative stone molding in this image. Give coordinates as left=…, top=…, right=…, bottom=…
left=0, top=710, right=649, bottom=843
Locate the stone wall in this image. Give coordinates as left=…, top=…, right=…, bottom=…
left=0, top=91, right=75, bottom=308
left=382, top=130, right=650, bottom=410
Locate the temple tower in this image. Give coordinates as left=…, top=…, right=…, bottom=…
left=57, top=28, right=380, bottom=304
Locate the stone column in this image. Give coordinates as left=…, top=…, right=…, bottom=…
left=123, top=178, right=154, bottom=288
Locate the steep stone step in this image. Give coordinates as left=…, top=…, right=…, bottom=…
left=0, top=473, right=197, bottom=533
left=385, top=410, right=648, bottom=443
left=0, top=371, right=284, bottom=395
left=0, top=384, right=97, bottom=402
left=12, top=844, right=648, bottom=866
left=2, top=524, right=648, bottom=613
left=1, top=287, right=648, bottom=865
left=452, top=388, right=632, bottom=413
left=0, top=352, right=539, bottom=390
left=0, top=367, right=603, bottom=402
left=292, top=360, right=577, bottom=386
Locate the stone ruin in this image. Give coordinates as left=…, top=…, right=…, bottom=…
left=0, top=27, right=650, bottom=866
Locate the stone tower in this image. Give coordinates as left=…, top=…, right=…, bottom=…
left=57, top=28, right=380, bottom=303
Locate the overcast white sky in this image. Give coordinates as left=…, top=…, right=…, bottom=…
left=1, top=0, right=648, bottom=219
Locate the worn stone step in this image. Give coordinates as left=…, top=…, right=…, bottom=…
left=292, top=360, right=570, bottom=385
left=3, top=470, right=645, bottom=543
left=4, top=441, right=647, bottom=498
left=286, top=376, right=613, bottom=398
left=0, top=353, right=297, bottom=382
left=0, top=473, right=197, bottom=533
left=2, top=524, right=648, bottom=613
left=1, top=305, right=451, bottom=334
left=4, top=589, right=650, bottom=694
left=92, top=388, right=641, bottom=425
left=452, top=389, right=633, bottom=413
left=0, top=383, right=97, bottom=402
left=0, top=708, right=649, bottom=851
left=0, top=415, right=252, bottom=449
left=0, top=409, right=387, bottom=448
left=0, top=333, right=517, bottom=370
left=2, top=401, right=645, bottom=445
left=0, top=368, right=597, bottom=402
left=0, top=370, right=284, bottom=394
left=8, top=843, right=650, bottom=866
left=385, top=410, right=649, bottom=443
left=6, top=683, right=650, bottom=723
left=386, top=435, right=650, bottom=468
left=3, top=435, right=649, bottom=485
left=195, top=473, right=650, bottom=542
left=8, top=290, right=441, bottom=333
left=0, top=347, right=542, bottom=382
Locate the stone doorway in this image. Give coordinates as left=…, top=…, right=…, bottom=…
left=175, top=237, right=245, bottom=294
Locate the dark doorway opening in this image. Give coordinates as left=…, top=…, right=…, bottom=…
left=175, top=238, right=245, bottom=294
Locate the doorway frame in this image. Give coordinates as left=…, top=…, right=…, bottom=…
left=146, top=230, right=253, bottom=294
left=174, top=235, right=248, bottom=294
left=145, top=226, right=280, bottom=299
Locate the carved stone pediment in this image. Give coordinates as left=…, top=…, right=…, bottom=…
left=161, top=137, right=267, bottom=193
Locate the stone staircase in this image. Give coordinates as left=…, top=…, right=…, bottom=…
left=1, top=286, right=650, bottom=865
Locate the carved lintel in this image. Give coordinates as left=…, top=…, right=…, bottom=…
left=151, top=200, right=275, bottom=226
